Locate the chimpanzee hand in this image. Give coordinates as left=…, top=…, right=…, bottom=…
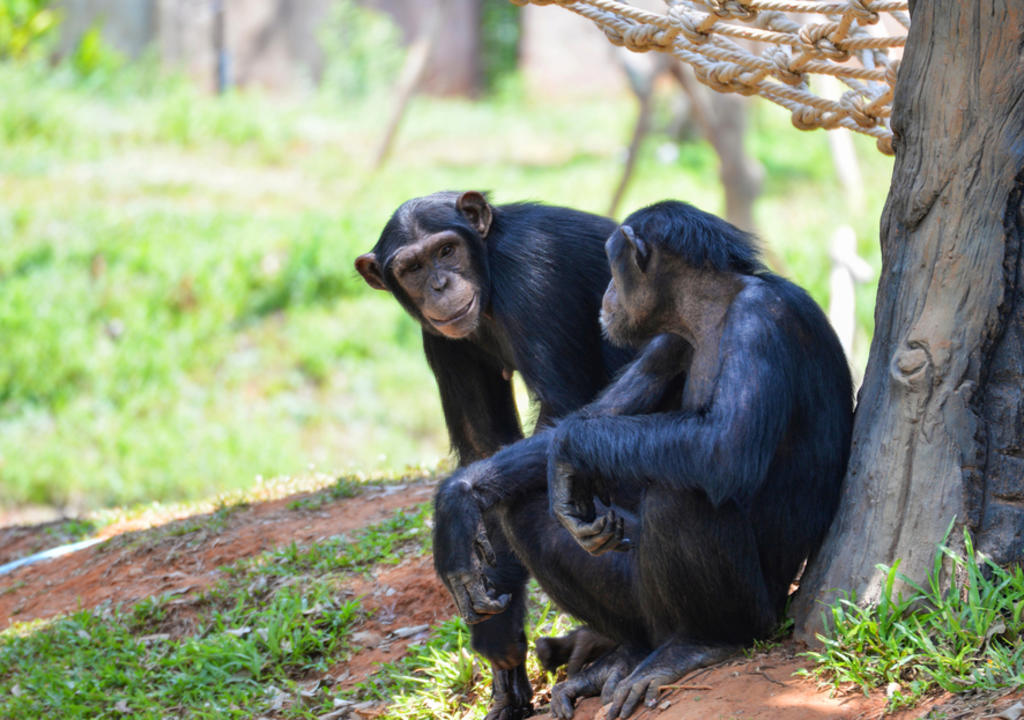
left=548, top=440, right=631, bottom=556
left=443, top=527, right=511, bottom=624
left=433, top=479, right=511, bottom=624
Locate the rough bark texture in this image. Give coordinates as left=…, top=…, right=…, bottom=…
left=793, top=1, right=1024, bottom=641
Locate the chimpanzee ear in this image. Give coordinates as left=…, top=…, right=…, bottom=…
left=621, top=225, right=651, bottom=273
left=457, top=191, right=493, bottom=238
left=634, top=236, right=651, bottom=273
left=354, top=253, right=388, bottom=291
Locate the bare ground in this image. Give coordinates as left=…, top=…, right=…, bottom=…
left=0, top=481, right=1019, bottom=720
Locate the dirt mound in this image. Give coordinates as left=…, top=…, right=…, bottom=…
left=0, top=483, right=1018, bottom=720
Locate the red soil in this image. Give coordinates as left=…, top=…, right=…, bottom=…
left=0, top=482, right=1018, bottom=720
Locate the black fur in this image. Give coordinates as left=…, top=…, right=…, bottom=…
left=433, top=201, right=854, bottom=718
left=368, top=192, right=633, bottom=462
left=363, top=192, right=635, bottom=720
left=621, top=199, right=766, bottom=275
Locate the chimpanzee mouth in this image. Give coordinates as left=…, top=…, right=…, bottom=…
left=429, top=296, right=477, bottom=327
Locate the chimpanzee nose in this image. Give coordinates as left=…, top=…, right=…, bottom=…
left=431, top=274, right=448, bottom=292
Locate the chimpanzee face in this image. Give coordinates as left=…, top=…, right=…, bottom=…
left=386, top=231, right=482, bottom=338
left=355, top=191, right=492, bottom=339
left=600, top=224, right=659, bottom=347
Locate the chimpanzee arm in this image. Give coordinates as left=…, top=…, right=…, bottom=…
left=437, top=331, right=689, bottom=519
left=551, top=315, right=792, bottom=529
left=423, top=331, right=523, bottom=465
left=433, top=433, right=550, bottom=621
left=436, top=331, right=695, bottom=603
left=583, top=333, right=691, bottom=418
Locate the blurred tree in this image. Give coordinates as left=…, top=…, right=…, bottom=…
left=369, top=0, right=481, bottom=97
left=319, top=0, right=404, bottom=100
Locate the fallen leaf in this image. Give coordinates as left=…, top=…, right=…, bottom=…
left=351, top=630, right=383, bottom=647
left=390, top=624, right=429, bottom=639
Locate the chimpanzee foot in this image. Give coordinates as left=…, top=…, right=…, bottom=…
left=536, top=626, right=618, bottom=675
left=486, top=664, right=533, bottom=720
left=603, top=641, right=736, bottom=719
left=549, top=646, right=643, bottom=720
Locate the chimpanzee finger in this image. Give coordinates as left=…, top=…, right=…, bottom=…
left=598, top=515, right=630, bottom=554
left=474, top=525, right=496, bottom=566
left=549, top=685, right=576, bottom=720
left=551, top=675, right=589, bottom=720
left=584, top=517, right=619, bottom=555
left=576, top=512, right=607, bottom=538
left=599, top=665, right=625, bottom=704
left=644, top=676, right=668, bottom=708
left=581, top=521, right=619, bottom=555
left=470, top=585, right=510, bottom=617
left=447, top=573, right=509, bottom=623
left=578, top=511, right=629, bottom=555
left=450, top=584, right=484, bottom=624
left=608, top=678, right=648, bottom=719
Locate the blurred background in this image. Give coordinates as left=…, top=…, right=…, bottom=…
left=0, top=0, right=891, bottom=520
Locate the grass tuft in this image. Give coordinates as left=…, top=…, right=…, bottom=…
left=802, top=529, right=1024, bottom=710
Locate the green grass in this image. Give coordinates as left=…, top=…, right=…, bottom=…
left=350, top=585, right=575, bottom=720
left=0, top=56, right=893, bottom=513
left=236, top=503, right=431, bottom=578
left=8, top=485, right=1023, bottom=719
left=0, top=503, right=432, bottom=719
left=0, top=490, right=581, bottom=720
left=802, top=529, right=1024, bottom=711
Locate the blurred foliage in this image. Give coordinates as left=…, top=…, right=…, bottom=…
left=481, top=0, right=521, bottom=93
left=0, top=0, right=59, bottom=61
left=68, top=24, right=124, bottom=80
left=0, top=31, right=892, bottom=512
left=318, top=0, right=405, bottom=102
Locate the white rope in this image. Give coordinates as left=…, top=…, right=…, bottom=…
left=511, top=0, right=907, bottom=154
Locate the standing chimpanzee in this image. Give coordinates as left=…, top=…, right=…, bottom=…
left=433, top=200, right=854, bottom=719
left=355, top=191, right=635, bottom=719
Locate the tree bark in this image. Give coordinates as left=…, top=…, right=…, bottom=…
left=793, top=0, right=1024, bottom=641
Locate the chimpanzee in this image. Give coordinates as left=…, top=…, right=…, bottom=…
left=355, top=191, right=633, bottom=459
left=433, top=200, right=854, bottom=719
left=355, top=191, right=635, bottom=718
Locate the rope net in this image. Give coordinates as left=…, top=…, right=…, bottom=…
left=510, top=0, right=909, bottom=154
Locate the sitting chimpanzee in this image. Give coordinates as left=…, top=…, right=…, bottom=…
left=433, top=200, right=854, bottom=719
left=355, top=191, right=635, bottom=717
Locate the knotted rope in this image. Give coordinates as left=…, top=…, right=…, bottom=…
left=510, top=0, right=908, bottom=154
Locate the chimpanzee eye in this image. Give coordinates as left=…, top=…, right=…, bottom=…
left=439, top=243, right=455, bottom=258
left=403, top=262, right=423, bottom=275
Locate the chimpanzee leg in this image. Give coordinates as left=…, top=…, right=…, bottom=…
left=433, top=436, right=556, bottom=720
left=536, top=626, right=618, bottom=675
left=470, top=519, right=530, bottom=667
left=497, top=492, right=649, bottom=650
left=635, top=487, right=778, bottom=644
left=592, top=488, right=780, bottom=719
left=469, top=520, right=534, bottom=720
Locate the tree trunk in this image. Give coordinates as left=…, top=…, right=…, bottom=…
left=793, top=0, right=1024, bottom=641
